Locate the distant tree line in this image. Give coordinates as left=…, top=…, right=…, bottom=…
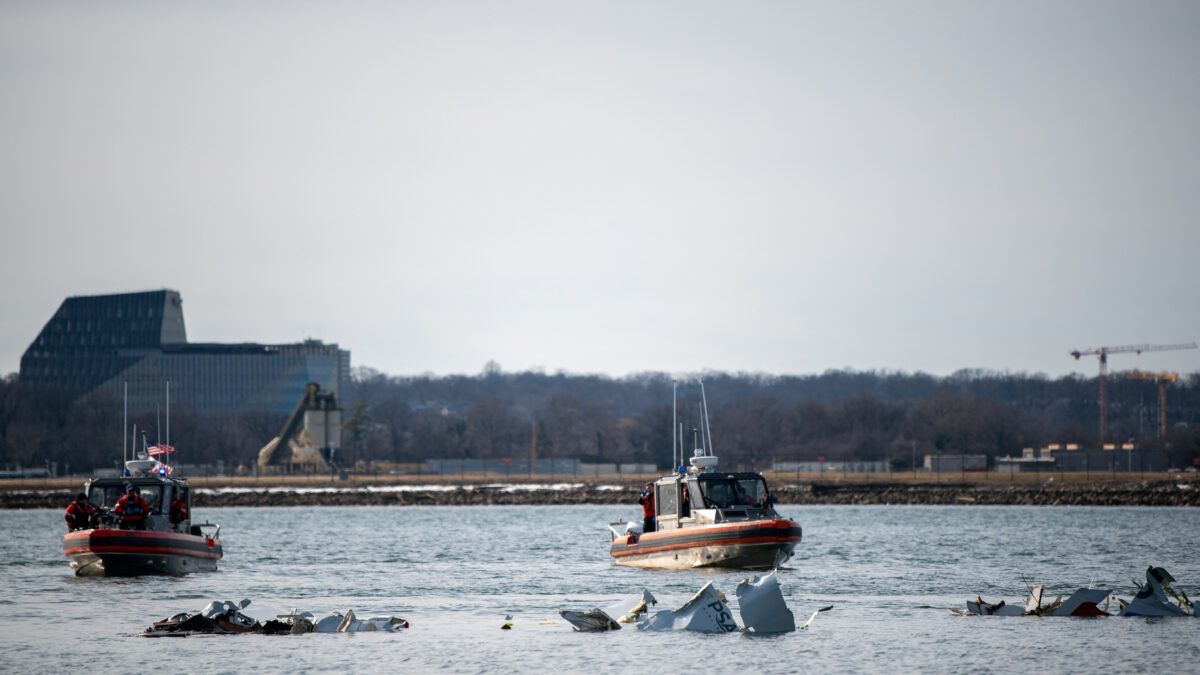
left=3, top=365, right=1199, bottom=475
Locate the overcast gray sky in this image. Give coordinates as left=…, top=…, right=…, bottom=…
left=2, top=1, right=1198, bottom=380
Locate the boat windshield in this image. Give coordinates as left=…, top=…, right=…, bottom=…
left=697, top=476, right=769, bottom=509
left=139, top=485, right=164, bottom=514
left=88, top=484, right=164, bottom=514
left=88, top=485, right=125, bottom=509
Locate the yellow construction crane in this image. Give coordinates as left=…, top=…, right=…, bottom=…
left=1126, top=371, right=1178, bottom=438
left=1069, top=342, right=1196, bottom=440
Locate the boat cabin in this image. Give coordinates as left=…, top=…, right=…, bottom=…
left=85, top=469, right=193, bottom=533
left=652, top=471, right=776, bottom=531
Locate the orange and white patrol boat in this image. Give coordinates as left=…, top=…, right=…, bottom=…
left=609, top=462, right=802, bottom=569
left=62, top=458, right=222, bottom=576
left=608, top=383, right=801, bottom=569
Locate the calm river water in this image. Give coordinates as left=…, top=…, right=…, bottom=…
left=2, top=504, right=1198, bottom=673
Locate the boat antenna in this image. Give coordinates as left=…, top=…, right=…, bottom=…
left=155, top=384, right=161, bottom=451
left=672, top=381, right=678, bottom=471
left=678, top=422, right=684, bottom=467
left=123, top=380, right=128, bottom=466
left=700, top=380, right=714, bottom=456
left=166, top=380, right=171, bottom=466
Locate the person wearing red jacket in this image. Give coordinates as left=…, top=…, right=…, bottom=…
left=169, top=494, right=189, bottom=529
left=64, top=492, right=96, bottom=531
left=114, top=484, right=150, bottom=530
left=638, top=482, right=655, bottom=533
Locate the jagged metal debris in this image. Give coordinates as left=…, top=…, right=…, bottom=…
left=561, top=571, right=827, bottom=634
left=798, top=605, right=834, bottom=630
left=560, top=590, right=657, bottom=631
left=637, top=581, right=739, bottom=633
left=735, top=570, right=796, bottom=632
left=1119, top=567, right=1194, bottom=617
left=142, top=600, right=409, bottom=636
left=953, top=566, right=1197, bottom=618
left=956, top=587, right=1111, bottom=618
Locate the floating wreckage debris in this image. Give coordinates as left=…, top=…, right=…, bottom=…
left=956, top=586, right=1112, bottom=617
left=560, top=571, right=826, bottom=634
left=952, top=566, right=1197, bottom=618
left=560, top=591, right=657, bottom=632
left=637, top=582, right=739, bottom=633
left=143, top=600, right=409, bottom=636
left=736, top=570, right=796, bottom=632
left=1119, top=566, right=1195, bottom=617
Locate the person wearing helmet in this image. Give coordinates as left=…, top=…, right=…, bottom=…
left=114, top=484, right=149, bottom=530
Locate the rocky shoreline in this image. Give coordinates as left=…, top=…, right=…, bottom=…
left=3, top=480, right=1197, bottom=509
left=796, top=481, right=1200, bottom=506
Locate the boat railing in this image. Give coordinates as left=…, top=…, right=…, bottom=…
left=193, top=521, right=221, bottom=540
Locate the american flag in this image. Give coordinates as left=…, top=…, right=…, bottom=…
left=148, top=444, right=176, bottom=456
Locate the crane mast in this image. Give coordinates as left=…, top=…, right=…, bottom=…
left=1125, top=371, right=1178, bottom=438
left=1069, top=342, right=1196, bottom=441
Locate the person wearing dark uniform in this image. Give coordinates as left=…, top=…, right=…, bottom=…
left=114, top=484, right=149, bottom=530
left=638, top=482, right=655, bottom=533
left=169, top=494, right=189, bottom=530
left=64, top=492, right=96, bottom=531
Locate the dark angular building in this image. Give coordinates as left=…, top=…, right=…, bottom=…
left=19, top=290, right=351, bottom=414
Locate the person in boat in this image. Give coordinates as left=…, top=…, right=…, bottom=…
left=114, top=484, right=150, bottom=530
left=169, top=493, right=189, bottom=530
left=733, top=482, right=757, bottom=506
left=64, top=492, right=97, bottom=531
left=638, top=482, right=655, bottom=533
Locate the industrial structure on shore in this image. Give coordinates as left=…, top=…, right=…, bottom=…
left=18, top=290, right=351, bottom=415
left=994, top=443, right=1167, bottom=474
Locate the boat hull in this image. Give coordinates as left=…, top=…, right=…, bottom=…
left=62, top=528, right=222, bottom=577
left=610, top=519, right=801, bottom=569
